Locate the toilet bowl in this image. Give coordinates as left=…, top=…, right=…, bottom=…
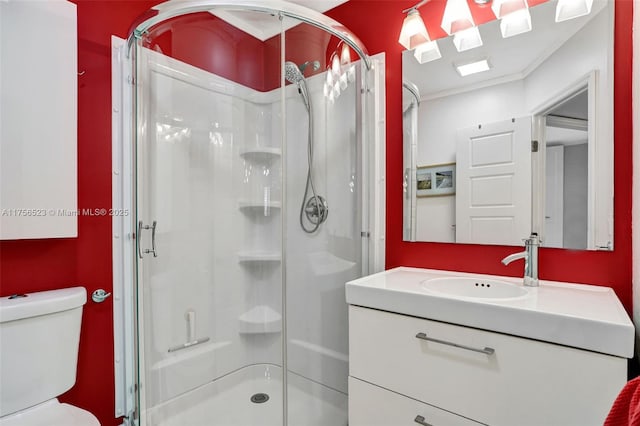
left=0, top=287, right=100, bottom=425
left=0, top=399, right=99, bottom=426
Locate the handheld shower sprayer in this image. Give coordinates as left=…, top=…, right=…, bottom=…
left=283, top=60, right=328, bottom=233
left=284, top=61, right=310, bottom=111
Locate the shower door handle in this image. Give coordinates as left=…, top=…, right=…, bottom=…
left=150, top=220, right=158, bottom=257
left=137, top=221, right=143, bottom=258
left=138, top=220, right=158, bottom=258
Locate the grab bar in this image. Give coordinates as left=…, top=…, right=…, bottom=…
left=168, top=309, right=210, bottom=352
left=168, top=337, right=211, bottom=353
left=415, top=332, right=495, bottom=355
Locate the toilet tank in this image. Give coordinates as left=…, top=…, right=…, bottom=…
left=0, top=287, right=87, bottom=417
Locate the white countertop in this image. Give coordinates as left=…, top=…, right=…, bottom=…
left=346, top=267, right=635, bottom=358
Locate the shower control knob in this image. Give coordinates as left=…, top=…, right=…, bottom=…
left=304, top=195, right=329, bottom=226
left=91, top=289, right=112, bottom=303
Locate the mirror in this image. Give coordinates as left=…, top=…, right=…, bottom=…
left=402, top=0, right=613, bottom=250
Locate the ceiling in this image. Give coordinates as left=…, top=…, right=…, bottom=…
left=403, top=0, right=609, bottom=99
left=211, top=0, right=348, bottom=41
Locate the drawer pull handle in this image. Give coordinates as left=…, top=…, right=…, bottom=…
left=415, top=332, right=495, bottom=355
left=414, top=415, right=433, bottom=426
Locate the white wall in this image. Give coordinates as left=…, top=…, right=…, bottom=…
left=524, top=6, right=611, bottom=113
left=418, top=80, right=527, bottom=165
left=632, top=0, right=640, bottom=353
left=416, top=80, right=527, bottom=242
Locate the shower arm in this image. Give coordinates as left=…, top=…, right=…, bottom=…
left=299, top=61, right=320, bottom=74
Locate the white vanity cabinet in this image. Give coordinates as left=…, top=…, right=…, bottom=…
left=348, top=305, right=626, bottom=426
left=349, top=375, right=482, bottom=426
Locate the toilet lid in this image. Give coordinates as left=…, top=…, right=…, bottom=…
left=0, top=399, right=100, bottom=426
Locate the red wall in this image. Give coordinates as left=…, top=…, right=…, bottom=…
left=144, top=13, right=342, bottom=93
left=0, top=2, right=158, bottom=425
left=145, top=13, right=276, bottom=92
left=327, top=0, right=634, bottom=312
left=0, top=1, right=633, bottom=425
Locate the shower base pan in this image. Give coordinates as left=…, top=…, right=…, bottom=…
left=148, top=364, right=347, bottom=426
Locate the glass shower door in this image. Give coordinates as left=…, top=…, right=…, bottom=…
left=129, top=6, right=377, bottom=425
left=134, top=11, right=285, bottom=425
left=282, top=19, right=369, bottom=426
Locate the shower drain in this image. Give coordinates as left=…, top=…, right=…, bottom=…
left=250, top=393, right=270, bottom=404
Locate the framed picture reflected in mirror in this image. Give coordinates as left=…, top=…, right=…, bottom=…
left=416, top=163, right=456, bottom=197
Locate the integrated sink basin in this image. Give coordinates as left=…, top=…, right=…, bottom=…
left=346, top=267, right=634, bottom=358
left=421, top=276, right=529, bottom=300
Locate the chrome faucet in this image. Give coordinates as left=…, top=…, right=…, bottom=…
left=501, top=233, right=540, bottom=287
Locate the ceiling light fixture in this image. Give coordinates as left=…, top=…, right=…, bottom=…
left=413, top=40, right=442, bottom=64
left=499, top=7, right=532, bottom=37
left=398, top=0, right=442, bottom=64
left=453, top=26, right=483, bottom=52
left=455, top=59, right=491, bottom=77
left=442, top=0, right=483, bottom=51
left=491, top=0, right=528, bottom=19
left=441, top=0, right=475, bottom=34
left=491, top=0, right=532, bottom=38
left=398, top=0, right=431, bottom=50
left=340, top=43, right=351, bottom=65
left=555, top=0, right=594, bottom=22
left=331, top=54, right=341, bottom=77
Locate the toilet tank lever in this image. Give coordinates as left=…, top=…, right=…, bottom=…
left=8, top=294, right=28, bottom=299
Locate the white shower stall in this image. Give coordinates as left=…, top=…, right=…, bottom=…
left=111, top=2, right=385, bottom=425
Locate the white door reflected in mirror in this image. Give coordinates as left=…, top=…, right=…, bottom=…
left=456, top=117, right=531, bottom=246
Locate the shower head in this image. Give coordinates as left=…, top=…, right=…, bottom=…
left=284, top=61, right=305, bottom=84
left=285, top=60, right=320, bottom=82
left=284, top=61, right=310, bottom=111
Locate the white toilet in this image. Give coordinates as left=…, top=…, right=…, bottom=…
left=0, top=287, right=100, bottom=425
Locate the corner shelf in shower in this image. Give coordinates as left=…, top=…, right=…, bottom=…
left=239, top=148, right=281, bottom=163
left=238, top=200, right=281, bottom=215
left=238, top=305, right=282, bottom=334
left=237, top=251, right=281, bottom=264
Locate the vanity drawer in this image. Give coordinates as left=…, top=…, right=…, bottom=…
left=349, top=376, right=483, bottom=426
left=349, top=305, right=626, bottom=426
